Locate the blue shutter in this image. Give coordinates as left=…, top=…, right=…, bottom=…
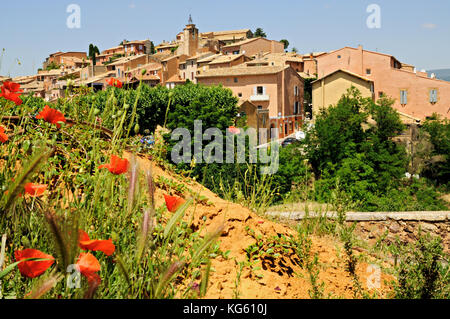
left=404, top=91, right=407, bottom=104
left=429, top=90, right=433, bottom=103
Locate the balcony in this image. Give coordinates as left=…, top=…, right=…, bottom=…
left=250, top=94, right=270, bottom=102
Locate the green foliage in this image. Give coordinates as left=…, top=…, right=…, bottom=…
left=272, top=143, right=310, bottom=200
left=280, top=39, right=289, bottom=50
left=273, top=87, right=447, bottom=212
left=45, top=61, right=60, bottom=71
left=253, top=28, right=267, bottom=38
left=0, top=85, right=220, bottom=299
left=392, top=233, right=449, bottom=299
left=421, top=116, right=450, bottom=187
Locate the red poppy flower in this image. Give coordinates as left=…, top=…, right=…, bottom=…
left=24, top=183, right=47, bottom=197
left=228, top=126, right=240, bottom=134
left=14, top=249, right=55, bottom=278
left=76, top=252, right=101, bottom=285
left=164, top=194, right=186, bottom=212
left=99, top=155, right=129, bottom=175
left=0, top=126, right=8, bottom=143
left=36, top=105, right=67, bottom=128
left=78, top=229, right=115, bottom=256
left=106, top=78, right=123, bottom=88
left=0, top=81, right=23, bottom=106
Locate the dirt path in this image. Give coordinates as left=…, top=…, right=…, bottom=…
left=125, top=152, right=395, bottom=299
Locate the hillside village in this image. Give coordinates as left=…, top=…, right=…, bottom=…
left=1, top=17, right=450, bottom=139
left=1, top=14, right=450, bottom=301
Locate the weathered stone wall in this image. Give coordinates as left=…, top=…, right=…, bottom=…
left=266, top=211, right=450, bottom=253
left=351, top=220, right=450, bottom=254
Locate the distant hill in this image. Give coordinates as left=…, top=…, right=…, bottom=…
left=428, top=69, right=450, bottom=82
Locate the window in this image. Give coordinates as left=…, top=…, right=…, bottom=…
left=234, top=77, right=238, bottom=83
left=238, top=93, right=242, bottom=97
left=294, top=86, right=298, bottom=96
left=191, top=72, right=194, bottom=80
left=233, top=50, right=240, bottom=55
left=337, top=55, right=341, bottom=59
left=366, top=69, right=371, bottom=75
left=294, top=101, right=299, bottom=114
left=257, top=86, right=264, bottom=95
left=429, top=89, right=438, bottom=103
left=400, top=90, right=408, bottom=105
left=378, top=91, right=384, bottom=98
left=257, top=105, right=262, bottom=110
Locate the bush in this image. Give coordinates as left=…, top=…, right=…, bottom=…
left=392, top=233, right=449, bottom=299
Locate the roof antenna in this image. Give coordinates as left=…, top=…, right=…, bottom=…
left=188, top=14, right=193, bottom=25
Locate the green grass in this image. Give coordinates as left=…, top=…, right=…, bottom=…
left=0, top=83, right=221, bottom=299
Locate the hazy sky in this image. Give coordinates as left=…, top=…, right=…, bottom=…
left=1, top=0, right=449, bottom=77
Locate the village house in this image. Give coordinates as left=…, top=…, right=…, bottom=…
left=311, top=69, right=374, bottom=118
left=196, top=53, right=222, bottom=76
left=179, top=52, right=215, bottom=83
left=207, top=54, right=251, bottom=70
left=161, top=54, right=188, bottom=86
left=200, top=29, right=253, bottom=45
left=123, top=40, right=152, bottom=57
left=42, top=51, right=87, bottom=70
left=301, top=52, right=326, bottom=78
left=197, top=65, right=304, bottom=138
left=155, top=41, right=179, bottom=54
left=246, top=52, right=304, bottom=73
left=105, top=54, right=150, bottom=82
left=124, top=62, right=162, bottom=88
left=96, top=45, right=125, bottom=65
left=313, top=45, right=450, bottom=120
left=221, top=37, right=284, bottom=57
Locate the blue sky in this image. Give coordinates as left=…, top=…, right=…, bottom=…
left=1, top=0, right=449, bottom=77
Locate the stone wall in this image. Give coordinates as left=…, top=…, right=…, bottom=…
left=266, top=211, right=450, bottom=253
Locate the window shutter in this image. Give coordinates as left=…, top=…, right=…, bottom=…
left=253, top=86, right=257, bottom=95
left=433, top=90, right=437, bottom=102
left=429, top=90, right=433, bottom=103
left=263, top=86, right=266, bottom=95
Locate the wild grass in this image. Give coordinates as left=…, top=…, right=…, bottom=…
left=0, top=82, right=221, bottom=299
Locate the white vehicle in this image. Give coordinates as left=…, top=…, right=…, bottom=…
left=295, top=130, right=306, bottom=140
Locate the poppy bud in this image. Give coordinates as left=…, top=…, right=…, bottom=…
left=168, top=91, right=174, bottom=99
left=117, top=110, right=123, bottom=116
left=112, top=97, right=118, bottom=106
left=93, top=108, right=100, bottom=116
left=21, top=236, right=30, bottom=247
left=123, top=103, right=130, bottom=110
left=111, top=115, right=117, bottom=119
left=134, top=124, right=140, bottom=134
left=111, top=232, right=118, bottom=242
left=141, top=69, right=147, bottom=76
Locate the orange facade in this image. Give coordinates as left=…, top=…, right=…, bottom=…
left=316, top=46, right=450, bottom=120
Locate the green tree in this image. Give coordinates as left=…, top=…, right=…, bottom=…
left=89, top=44, right=100, bottom=66
left=45, top=61, right=60, bottom=71
left=150, top=41, right=156, bottom=54
left=280, top=39, right=289, bottom=50
left=421, top=115, right=450, bottom=186
left=291, top=47, right=298, bottom=53
left=304, top=87, right=409, bottom=207
left=253, top=28, right=267, bottom=38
